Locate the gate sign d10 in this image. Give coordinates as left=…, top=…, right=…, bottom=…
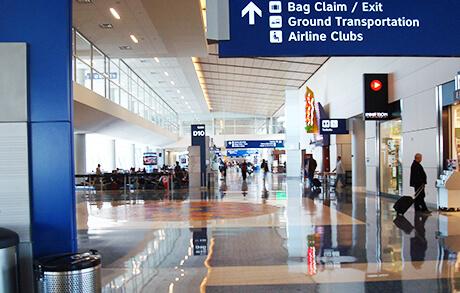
left=219, top=0, right=460, bottom=57
left=192, top=125, right=206, bottom=137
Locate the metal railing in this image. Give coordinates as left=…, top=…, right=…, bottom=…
left=72, top=29, right=180, bottom=135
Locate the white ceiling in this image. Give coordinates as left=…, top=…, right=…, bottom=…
left=73, top=0, right=329, bottom=123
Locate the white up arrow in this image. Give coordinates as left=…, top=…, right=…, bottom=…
left=241, top=2, right=262, bottom=25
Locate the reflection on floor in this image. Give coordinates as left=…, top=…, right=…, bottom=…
left=77, top=167, right=460, bottom=292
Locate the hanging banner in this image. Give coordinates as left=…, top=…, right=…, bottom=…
left=305, top=87, right=318, bottom=133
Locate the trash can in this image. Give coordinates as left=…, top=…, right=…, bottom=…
left=0, top=227, right=19, bottom=293
left=34, top=250, right=101, bottom=293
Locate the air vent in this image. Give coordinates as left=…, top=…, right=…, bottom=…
left=119, top=46, right=132, bottom=50
left=76, top=0, right=92, bottom=3
left=99, top=23, right=113, bottom=29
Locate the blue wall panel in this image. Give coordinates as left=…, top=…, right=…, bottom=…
left=29, top=122, right=77, bottom=257
left=0, top=1, right=73, bottom=122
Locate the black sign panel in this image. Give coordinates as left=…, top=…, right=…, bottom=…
left=193, top=230, right=208, bottom=256
left=319, top=119, right=348, bottom=135
left=363, top=74, right=389, bottom=120
left=191, top=125, right=206, bottom=186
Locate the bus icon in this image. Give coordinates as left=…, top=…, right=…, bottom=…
left=269, top=16, right=282, bottom=28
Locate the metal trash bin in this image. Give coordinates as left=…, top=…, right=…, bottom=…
left=0, top=227, right=19, bottom=293
left=34, top=250, right=101, bottom=293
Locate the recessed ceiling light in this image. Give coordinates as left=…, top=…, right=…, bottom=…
left=181, top=96, right=185, bottom=99
left=119, top=46, right=132, bottom=50
left=164, top=71, right=169, bottom=77
left=185, top=102, right=189, bottom=105
left=154, top=57, right=160, bottom=63
left=76, top=0, right=92, bottom=3
left=177, top=90, right=181, bottom=94
left=130, top=35, right=139, bottom=44
left=170, top=81, right=175, bottom=85
left=191, top=110, right=194, bottom=113
left=110, top=8, right=121, bottom=19
left=99, top=23, right=113, bottom=29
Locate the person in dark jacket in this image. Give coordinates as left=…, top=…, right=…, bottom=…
left=410, top=153, right=431, bottom=214
left=306, top=155, right=317, bottom=188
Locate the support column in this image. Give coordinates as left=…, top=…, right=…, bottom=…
left=110, top=140, right=116, bottom=171
left=351, top=118, right=366, bottom=191
left=285, top=89, right=302, bottom=178
left=0, top=0, right=76, bottom=281
left=74, top=134, right=87, bottom=175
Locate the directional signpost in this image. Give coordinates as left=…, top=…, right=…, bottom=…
left=220, top=0, right=460, bottom=57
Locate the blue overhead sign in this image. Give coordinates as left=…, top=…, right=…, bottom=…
left=227, top=149, right=259, bottom=157
left=226, top=140, right=284, bottom=149
left=219, top=0, right=460, bottom=57
left=319, top=119, right=349, bottom=134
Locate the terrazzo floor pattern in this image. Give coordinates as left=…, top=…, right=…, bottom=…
left=77, top=168, right=460, bottom=292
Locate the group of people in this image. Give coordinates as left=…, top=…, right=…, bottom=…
left=219, top=158, right=270, bottom=181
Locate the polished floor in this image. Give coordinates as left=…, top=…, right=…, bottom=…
left=77, top=167, right=460, bottom=292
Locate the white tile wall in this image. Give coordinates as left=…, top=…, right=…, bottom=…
left=0, top=123, right=30, bottom=241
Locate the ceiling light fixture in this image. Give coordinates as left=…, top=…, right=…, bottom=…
left=181, top=96, right=185, bottom=99
left=177, top=90, right=181, bottom=94
left=192, top=57, right=212, bottom=111
left=170, top=81, right=175, bottom=85
left=119, top=46, right=132, bottom=50
left=76, top=0, right=92, bottom=3
left=99, top=23, right=113, bottom=29
left=154, top=57, right=160, bottom=63
left=130, top=35, right=139, bottom=43
left=164, top=71, right=169, bottom=77
left=110, top=8, right=121, bottom=19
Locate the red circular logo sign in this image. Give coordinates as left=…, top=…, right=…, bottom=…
left=371, top=80, right=382, bottom=91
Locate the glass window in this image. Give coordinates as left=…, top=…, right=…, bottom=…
left=92, top=47, right=106, bottom=97
left=379, top=119, right=402, bottom=195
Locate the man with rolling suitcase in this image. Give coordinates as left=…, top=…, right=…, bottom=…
left=410, top=153, right=431, bottom=214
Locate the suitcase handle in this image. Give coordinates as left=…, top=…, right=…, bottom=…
left=413, top=185, right=424, bottom=199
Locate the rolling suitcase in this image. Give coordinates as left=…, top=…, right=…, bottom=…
left=312, top=178, right=321, bottom=188
left=393, top=186, right=424, bottom=215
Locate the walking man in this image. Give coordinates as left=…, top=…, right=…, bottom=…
left=410, top=153, right=431, bottom=214
left=332, top=156, right=346, bottom=188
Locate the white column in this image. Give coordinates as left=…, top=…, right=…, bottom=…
left=351, top=118, right=366, bottom=191
left=131, top=144, right=136, bottom=170
left=285, top=89, right=302, bottom=178
left=74, top=134, right=86, bottom=175
left=110, top=140, right=116, bottom=171
left=365, top=121, right=378, bottom=194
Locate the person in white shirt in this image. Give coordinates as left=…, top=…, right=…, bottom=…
left=332, top=156, right=346, bottom=188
